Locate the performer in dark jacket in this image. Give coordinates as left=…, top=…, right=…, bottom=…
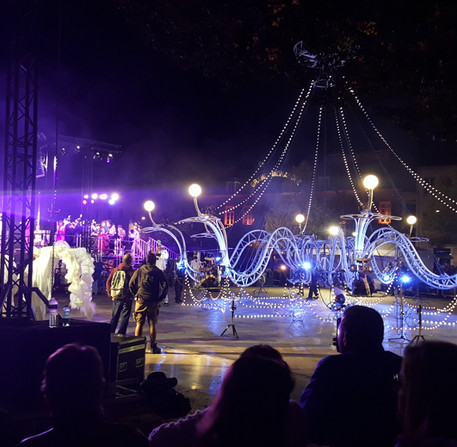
left=129, top=252, right=168, bottom=353
left=299, top=305, right=402, bottom=447
left=106, top=252, right=135, bottom=335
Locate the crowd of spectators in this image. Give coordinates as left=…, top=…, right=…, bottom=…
left=11, top=305, right=457, bottom=446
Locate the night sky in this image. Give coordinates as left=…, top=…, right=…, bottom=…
left=1, top=0, right=457, bottom=223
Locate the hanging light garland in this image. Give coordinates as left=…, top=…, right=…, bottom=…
left=349, top=87, right=457, bottom=214
left=215, top=82, right=313, bottom=212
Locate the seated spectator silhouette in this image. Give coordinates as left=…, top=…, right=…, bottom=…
left=300, top=305, right=402, bottom=447
left=148, top=344, right=305, bottom=447
left=17, top=343, right=147, bottom=447
left=396, top=340, right=457, bottom=447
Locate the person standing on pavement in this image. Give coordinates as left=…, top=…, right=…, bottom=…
left=173, top=258, right=185, bottom=303
left=156, top=244, right=169, bottom=305
left=129, top=252, right=168, bottom=354
left=106, top=252, right=135, bottom=335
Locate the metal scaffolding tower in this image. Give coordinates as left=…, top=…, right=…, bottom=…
left=0, top=1, right=40, bottom=318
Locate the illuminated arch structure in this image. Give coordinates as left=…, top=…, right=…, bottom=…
left=140, top=75, right=457, bottom=337
left=143, top=81, right=457, bottom=295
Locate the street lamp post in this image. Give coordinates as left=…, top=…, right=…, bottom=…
left=188, top=183, right=202, bottom=216
left=406, top=215, right=417, bottom=238
left=143, top=200, right=157, bottom=226
left=295, top=213, right=305, bottom=233
left=362, top=174, right=379, bottom=211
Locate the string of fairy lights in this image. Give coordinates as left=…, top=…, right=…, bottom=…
left=178, top=271, right=457, bottom=335
left=302, top=106, right=322, bottom=233
left=214, top=85, right=306, bottom=212
left=349, top=87, right=457, bottom=214
left=231, top=88, right=312, bottom=225
left=334, top=106, right=364, bottom=208
left=216, top=80, right=315, bottom=221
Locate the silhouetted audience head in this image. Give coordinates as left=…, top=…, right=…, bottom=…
left=122, top=252, right=133, bottom=265
left=41, top=343, right=105, bottom=420
left=337, top=305, right=384, bottom=353
left=197, top=350, right=294, bottom=447
left=147, top=252, right=157, bottom=265
left=240, top=344, right=294, bottom=393
left=398, top=340, right=457, bottom=444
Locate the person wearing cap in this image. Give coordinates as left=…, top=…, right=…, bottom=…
left=129, top=252, right=167, bottom=354
left=106, top=252, right=135, bottom=335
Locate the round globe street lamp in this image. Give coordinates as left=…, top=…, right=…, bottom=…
left=362, top=174, right=379, bottom=211
left=295, top=213, right=305, bottom=233
left=406, top=215, right=417, bottom=238
left=188, top=183, right=203, bottom=216
left=328, top=225, right=340, bottom=237
left=143, top=200, right=157, bottom=226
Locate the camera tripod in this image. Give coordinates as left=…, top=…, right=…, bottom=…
left=220, top=296, right=239, bottom=339
left=410, top=303, right=425, bottom=344
left=389, top=288, right=410, bottom=343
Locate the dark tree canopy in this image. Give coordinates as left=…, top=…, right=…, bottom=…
left=118, top=0, right=457, bottom=142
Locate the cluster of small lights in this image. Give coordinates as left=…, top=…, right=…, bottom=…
left=381, top=294, right=456, bottom=332
left=303, top=106, right=322, bottom=233
left=359, top=293, right=390, bottom=307
left=339, top=107, right=363, bottom=182
left=215, top=82, right=314, bottom=213
left=349, top=88, right=457, bottom=214
left=337, top=105, right=396, bottom=227
left=334, top=107, right=364, bottom=207
left=434, top=296, right=457, bottom=313
left=182, top=276, right=457, bottom=332
left=82, top=192, right=119, bottom=206
left=405, top=295, right=457, bottom=314
left=386, top=318, right=457, bottom=332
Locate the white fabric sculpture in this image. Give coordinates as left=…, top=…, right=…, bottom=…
left=32, top=241, right=95, bottom=320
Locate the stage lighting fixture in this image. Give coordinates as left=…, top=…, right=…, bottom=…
left=108, top=199, right=115, bottom=205
left=400, top=274, right=411, bottom=284
left=99, top=193, right=108, bottom=200
left=83, top=194, right=89, bottom=199
left=91, top=193, right=98, bottom=200
left=82, top=199, right=88, bottom=205
left=302, top=261, right=312, bottom=270
left=111, top=193, right=119, bottom=201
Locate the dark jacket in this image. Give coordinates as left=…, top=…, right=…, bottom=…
left=129, top=264, right=168, bottom=302
left=106, top=262, right=135, bottom=299
left=300, top=349, right=402, bottom=447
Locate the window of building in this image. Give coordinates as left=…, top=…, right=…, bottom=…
left=378, top=201, right=391, bottom=225
left=242, top=209, right=255, bottom=226
left=224, top=206, right=235, bottom=226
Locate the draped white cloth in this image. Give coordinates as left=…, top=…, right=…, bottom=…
left=32, top=241, right=96, bottom=320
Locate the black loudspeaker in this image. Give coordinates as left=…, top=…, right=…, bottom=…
left=0, top=319, right=111, bottom=412
left=110, top=334, right=146, bottom=388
